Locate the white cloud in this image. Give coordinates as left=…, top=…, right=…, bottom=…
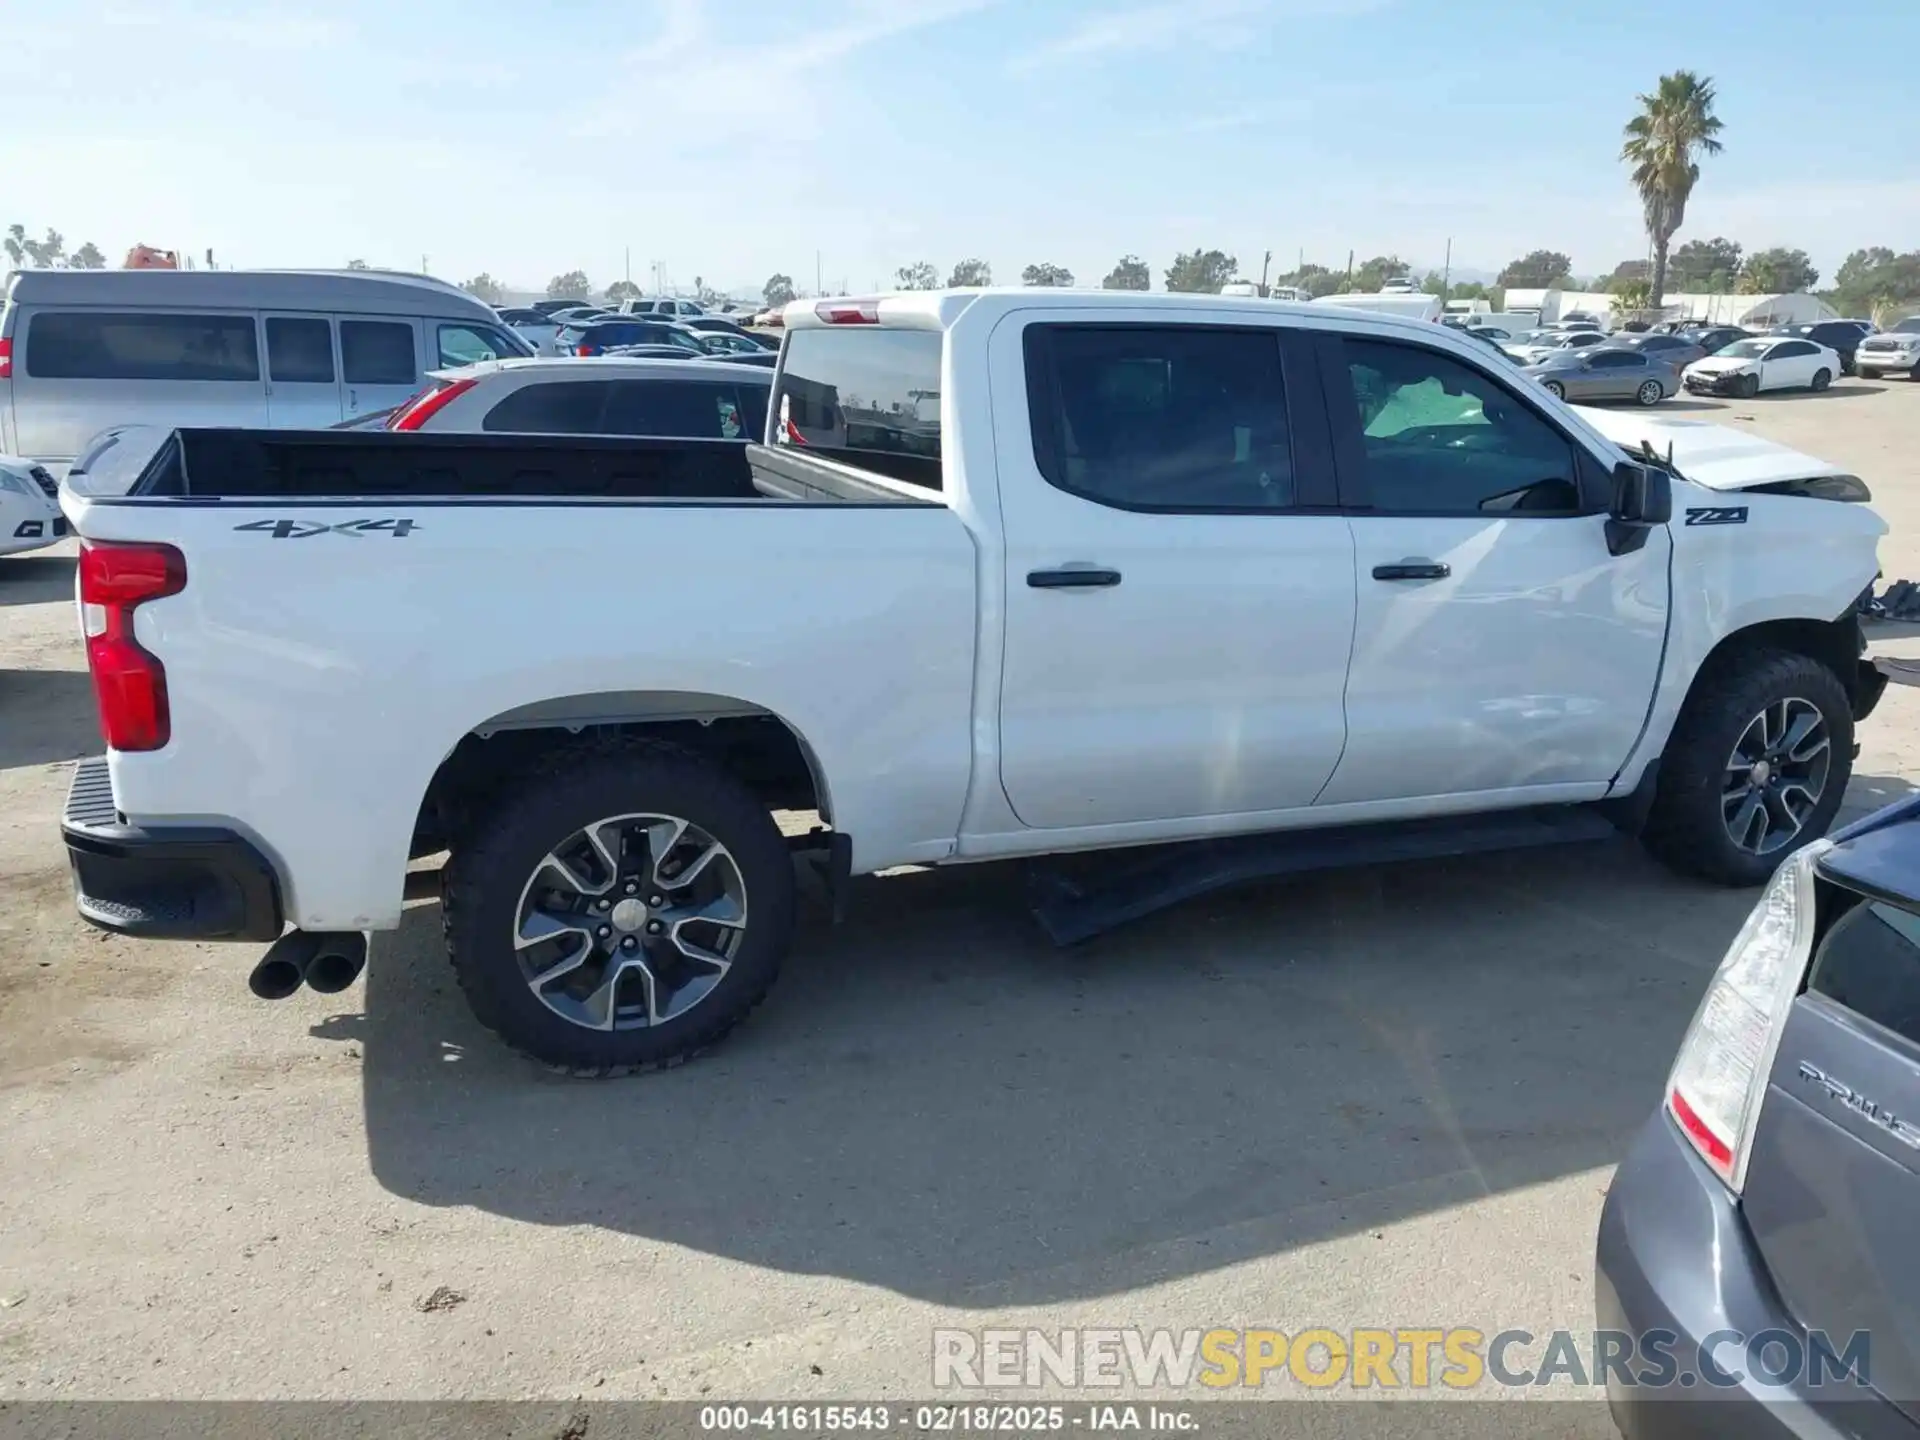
left=1011, top=0, right=1389, bottom=71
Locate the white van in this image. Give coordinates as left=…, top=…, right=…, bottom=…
left=0, top=269, right=533, bottom=471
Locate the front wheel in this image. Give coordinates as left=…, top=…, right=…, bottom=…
left=1635, top=379, right=1663, bottom=407
left=1739, top=373, right=1761, bottom=399
left=1543, top=380, right=1566, bottom=400
left=1811, top=368, right=1833, bottom=392
left=1642, top=649, right=1853, bottom=887
left=443, top=742, right=796, bottom=1074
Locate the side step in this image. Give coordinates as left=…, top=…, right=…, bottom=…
left=1027, top=805, right=1622, bottom=947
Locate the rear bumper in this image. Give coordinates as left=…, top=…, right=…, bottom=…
left=62, top=756, right=284, bottom=941
left=1596, top=1112, right=1914, bottom=1439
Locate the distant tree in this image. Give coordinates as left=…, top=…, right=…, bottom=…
left=461, top=272, right=506, bottom=305
left=1271, top=262, right=1341, bottom=299
left=763, top=273, right=797, bottom=309
left=1422, top=273, right=1488, bottom=301
left=1668, top=236, right=1741, bottom=293
left=1610, top=279, right=1655, bottom=312
left=1350, top=255, right=1410, bottom=292
left=1164, top=248, right=1236, bottom=293
left=1497, top=249, right=1573, bottom=288
left=70, top=241, right=107, bottom=270
left=695, top=278, right=724, bottom=306
left=895, top=261, right=938, bottom=290
left=1739, top=247, right=1819, bottom=294
left=603, top=279, right=642, bottom=303
left=1621, top=69, right=1725, bottom=306
left=948, top=258, right=992, bottom=287
left=1101, top=255, right=1151, bottom=291
left=1828, top=248, right=1920, bottom=319
left=546, top=269, right=592, bottom=299
left=1021, top=262, right=1074, bottom=287
left=6, top=225, right=69, bottom=268
left=1606, top=258, right=1654, bottom=288
left=345, top=258, right=370, bottom=270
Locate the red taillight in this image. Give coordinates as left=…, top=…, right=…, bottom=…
left=388, top=377, right=478, bottom=432
left=576, top=343, right=597, bottom=356
left=1668, top=1089, right=1734, bottom=1175
left=79, top=540, right=186, bottom=752
left=814, top=299, right=881, bottom=325
left=0, top=336, right=13, bottom=379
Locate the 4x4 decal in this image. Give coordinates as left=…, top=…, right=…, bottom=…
left=233, top=519, right=419, bottom=539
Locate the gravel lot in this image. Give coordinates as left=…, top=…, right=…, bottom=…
left=3, top=381, right=1919, bottom=1411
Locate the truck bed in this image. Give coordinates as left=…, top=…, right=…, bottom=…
left=100, top=430, right=946, bottom=506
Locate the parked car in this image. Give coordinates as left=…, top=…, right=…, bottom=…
left=1510, top=330, right=1609, bottom=365
left=1559, top=310, right=1604, bottom=329
left=1596, top=792, right=1920, bottom=1437
left=530, top=299, right=603, bottom=318
left=1680, top=325, right=1756, bottom=356
left=382, top=357, right=769, bottom=442
left=0, top=454, right=64, bottom=556
left=1767, top=321, right=1872, bottom=376
left=1854, top=316, right=1920, bottom=380
left=603, top=344, right=710, bottom=361
left=700, top=348, right=777, bottom=369
left=56, top=290, right=1888, bottom=1072
left=0, top=269, right=534, bottom=470
left=1619, top=333, right=1708, bottom=371
left=1683, top=337, right=1842, bottom=397
left=695, top=330, right=775, bottom=358
left=619, top=297, right=707, bottom=317
left=682, top=316, right=779, bottom=349
left=1523, top=347, right=1678, bottom=406
left=556, top=318, right=709, bottom=358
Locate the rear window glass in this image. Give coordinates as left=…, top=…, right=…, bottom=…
left=772, top=328, right=942, bottom=484
left=482, top=381, right=611, bottom=433
left=1810, top=899, right=1920, bottom=1048
left=481, top=378, right=767, bottom=440
left=26, top=311, right=260, bottom=381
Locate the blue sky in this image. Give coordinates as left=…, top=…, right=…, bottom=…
left=3, top=0, right=1914, bottom=297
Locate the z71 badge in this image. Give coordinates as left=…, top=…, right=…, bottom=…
left=233, top=518, right=419, bottom=539
left=1684, top=506, right=1748, bottom=527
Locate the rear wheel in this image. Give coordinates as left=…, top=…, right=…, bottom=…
left=1811, top=368, right=1833, bottom=392
left=443, top=743, right=796, bottom=1074
left=1643, top=649, right=1853, bottom=887
left=1635, top=379, right=1663, bottom=407
left=1543, top=380, right=1566, bottom=400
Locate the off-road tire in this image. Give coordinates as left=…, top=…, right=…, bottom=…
left=1642, top=648, right=1853, bottom=887
left=443, top=740, right=795, bottom=1075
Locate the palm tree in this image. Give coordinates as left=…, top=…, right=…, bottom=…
left=1620, top=71, right=1725, bottom=309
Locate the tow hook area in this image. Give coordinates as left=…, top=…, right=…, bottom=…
left=248, top=930, right=368, bottom=1000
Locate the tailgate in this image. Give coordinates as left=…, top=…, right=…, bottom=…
left=1741, top=952, right=1920, bottom=1416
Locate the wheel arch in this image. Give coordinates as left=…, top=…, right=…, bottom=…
left=411, top=689, right=835, bottom=858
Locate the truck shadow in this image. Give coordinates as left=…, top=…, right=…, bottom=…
left=341, top=799, right=1849, bottom=1307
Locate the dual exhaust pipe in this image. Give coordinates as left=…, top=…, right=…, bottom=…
left=248, top=930, right=367, bottom=1000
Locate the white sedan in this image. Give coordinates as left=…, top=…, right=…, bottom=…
left=0, top=455, right=64, bottom=557
left=1682, top=337, right=1841, bottom=398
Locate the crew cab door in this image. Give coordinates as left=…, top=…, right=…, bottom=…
left=994, top=318, right=1357, bottom=830
left=1314, top=332, right=1669, bottom=807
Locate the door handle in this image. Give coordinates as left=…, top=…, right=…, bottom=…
left=1371, top=559, right=1451, bottom=581
left=1028, top=567, right=1122, bottom=589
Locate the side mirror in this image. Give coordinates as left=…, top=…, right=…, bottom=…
left=1606, top=461, right=1672, bottom=555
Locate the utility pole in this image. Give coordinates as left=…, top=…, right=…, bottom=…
left=625, top=247, right=630, bottom=285
left=1344, top=249, right=1354, bottom=291
left=1441, top=237, right=1452, bottom=303
left=1259, top=249, right=1271, bottom=297
left=816, top=251, right=823, bottom=296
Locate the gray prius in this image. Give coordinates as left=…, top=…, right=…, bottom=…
left=1523, top=346, right=1678, bottom=406
left=1596, top=791, right=1920, bottom=1436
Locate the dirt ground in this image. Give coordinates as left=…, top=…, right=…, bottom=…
left=3, top=380, right=1920, bottom=1409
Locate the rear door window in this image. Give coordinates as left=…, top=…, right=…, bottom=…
left=480, top=381, right=611, bottom=433
left=340, top=320, right=417, bottom=385
left=25, top=311, right=260, bottom=381
left=1809, top=900, right=1920, bottom=1048
left=266, top=317, right=335, bottom=383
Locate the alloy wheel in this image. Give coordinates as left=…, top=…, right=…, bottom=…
left=512, top=812, right=748, bottom=1031
left=1721, top=698, right=1831, bottom=856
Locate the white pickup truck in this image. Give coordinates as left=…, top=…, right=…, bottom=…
left=58, top=290, right=1888, bottom=1073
